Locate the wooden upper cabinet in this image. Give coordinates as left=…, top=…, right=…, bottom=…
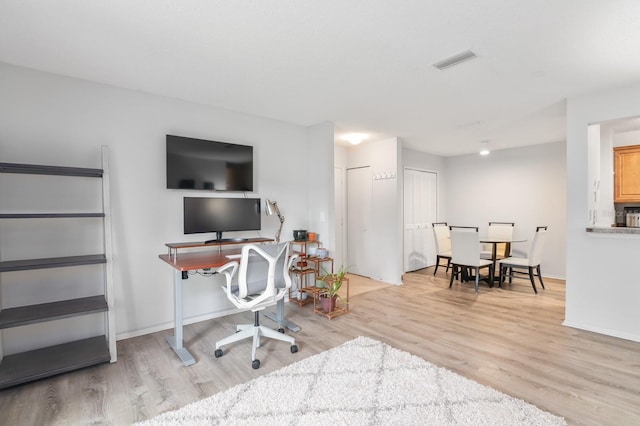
left=614, top=144, right=640, bottom=202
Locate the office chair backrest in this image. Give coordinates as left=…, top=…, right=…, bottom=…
left=528, top=226, right=547, bottom=265
left=237, top=242, right=290, bottom=300
left=449, top=226, right=480, bottom=265
left=432, top=222, right=451, bottom=253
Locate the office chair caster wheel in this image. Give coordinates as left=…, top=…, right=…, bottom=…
left=291, top=344, right=298, bottom=353
left=214, top=349, right=223, bottom=358
left=252, top=359, right=260, bottom=369
left=278, top=328, right=285, bottom=333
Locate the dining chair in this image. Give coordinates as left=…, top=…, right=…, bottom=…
left=497, top=226, right=547, bottom=293
left=432, top=222, right=451, bottom=275
left=480, top=221, right=515, bottom=260
left=449, top=226, right=494, bottom=294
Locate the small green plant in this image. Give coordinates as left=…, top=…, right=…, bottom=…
left=319, top=264, right=350, bottom=303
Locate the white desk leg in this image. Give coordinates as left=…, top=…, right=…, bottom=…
left=264, top=298, right=301, bottom=332
left=165, top=269, right=196, bottom=366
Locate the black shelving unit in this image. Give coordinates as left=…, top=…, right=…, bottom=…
left=0, top=148, right=116, bottom=389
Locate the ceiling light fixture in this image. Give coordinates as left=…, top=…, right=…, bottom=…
left=433, top=49, right=477, bottom=70
left=343, top=133, right=367, bottom=145
left=479, top=140, right=491, bottom=156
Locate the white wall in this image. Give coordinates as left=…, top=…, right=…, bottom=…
left=0, top=62, right=334, bottom=345
left=597, top=125, right=615, bottom=226
left=334, top=145, right=348, bottom=267
left=347, top=138, right=403, bottom=284
left=307, top=122, right=334, bottom=251
left=613, top=128, right=640, bottom=147
left=444, top=142, right=567, bottom=279
left=566, top=82, right=640, bottom=343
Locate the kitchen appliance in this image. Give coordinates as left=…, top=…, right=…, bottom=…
left=624, top=207, right=640, bottom=227
left=627, top=212, right=640, bottom=227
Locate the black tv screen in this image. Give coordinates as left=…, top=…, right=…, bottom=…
left=167, top=134, right=253, bottom=191
left=184, top=197, right=261, bottom=241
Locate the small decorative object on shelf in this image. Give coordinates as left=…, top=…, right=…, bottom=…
left=296, top=253, right=308, bottom=268
left=292, top=229, right=307, bottom=241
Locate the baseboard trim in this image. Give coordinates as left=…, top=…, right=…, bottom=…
left=562, top=320, right=640, bottom=343
left=116, top=307, right=238, bottom=341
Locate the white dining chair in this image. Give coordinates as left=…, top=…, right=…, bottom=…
left=480, top=221, right=515, bottom=260
left=432, top=222, right=451, bottom=275
left=449, top=226, right=494, bottom=294
left=498, top=226, right=547, bottom=293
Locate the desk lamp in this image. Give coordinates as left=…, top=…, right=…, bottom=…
left=265, top=199, right=284, bottom=242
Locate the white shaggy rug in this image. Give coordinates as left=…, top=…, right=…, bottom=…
left=138, top=336, right=566, bottom=425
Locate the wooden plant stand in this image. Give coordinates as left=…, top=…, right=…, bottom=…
left=302, top=277, right=349, bottom=319
left=288, top=261, right=315, bottom=306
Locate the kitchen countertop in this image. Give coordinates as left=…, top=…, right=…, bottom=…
left=586, top=226, right=640, bottom=234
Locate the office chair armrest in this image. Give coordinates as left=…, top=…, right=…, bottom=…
left=285, top=254, right=300, bottom=290
left=287, top=253, right=300, bottom=270
left=217, top=261, right=239, bottom=296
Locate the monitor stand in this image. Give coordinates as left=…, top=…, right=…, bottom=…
left=204, top=232, right=248, bottom=244
left=204, top=232, right=224, bottom=244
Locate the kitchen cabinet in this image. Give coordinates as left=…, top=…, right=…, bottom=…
left=614, top=144, right=640, bottom=202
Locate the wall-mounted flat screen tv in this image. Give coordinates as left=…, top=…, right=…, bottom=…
left=184, top=197, right=261, bottom=242
left=167, top=134, right=253, bottom=191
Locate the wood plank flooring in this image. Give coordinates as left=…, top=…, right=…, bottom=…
left=1, top=269, right=639, bottom=425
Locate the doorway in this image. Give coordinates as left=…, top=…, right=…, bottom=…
left=403, top=168, right=437, bottom=272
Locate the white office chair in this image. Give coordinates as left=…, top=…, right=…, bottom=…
left=432, top=222, right=452, bottom=275
left=480, top=221, right=515, bottom=260
left=498, top=226, right=547, bottom=294
left=214, top=242, right=299, bottom=369
left=449, top=226, right=494, bottom=294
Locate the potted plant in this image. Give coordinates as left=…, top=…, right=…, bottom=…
left=318, top=265, right=349, bottom=313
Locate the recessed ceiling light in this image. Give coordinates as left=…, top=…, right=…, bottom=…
left=433, top=49, right=477, bottom=70
left=343, top=133, right=367, bottom=145
left=479, top=140, right=491, bottom=156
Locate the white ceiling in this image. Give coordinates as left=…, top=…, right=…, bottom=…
left=1, top=1, right=640, bottom=156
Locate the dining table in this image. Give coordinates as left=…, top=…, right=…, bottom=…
left=479, top=236, right=527, bottom=283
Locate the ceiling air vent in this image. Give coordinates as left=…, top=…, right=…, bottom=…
left=433, top=50, right=477, bottom=70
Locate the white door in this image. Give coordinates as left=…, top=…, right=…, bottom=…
left=403, top=168, right=438, bottom=272
left=347, top=166, right=372, bottom=277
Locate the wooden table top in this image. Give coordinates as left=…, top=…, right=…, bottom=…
left=159, top=248, right=243, bottom=271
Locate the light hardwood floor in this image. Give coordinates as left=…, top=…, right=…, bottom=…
left=1, top=269, right=639, bottom=425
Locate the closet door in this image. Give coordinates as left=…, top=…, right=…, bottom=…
left=347, top=166, right=372, bottom=277
left=403, top=168, right=437, bottom=272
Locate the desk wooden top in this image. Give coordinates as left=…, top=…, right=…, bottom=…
left=165, top=237, right=273, bottom=250
left=159, top=248, right=243, bottom=271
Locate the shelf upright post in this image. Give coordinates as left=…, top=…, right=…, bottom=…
left=101, top=146, right=117, bottom=362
